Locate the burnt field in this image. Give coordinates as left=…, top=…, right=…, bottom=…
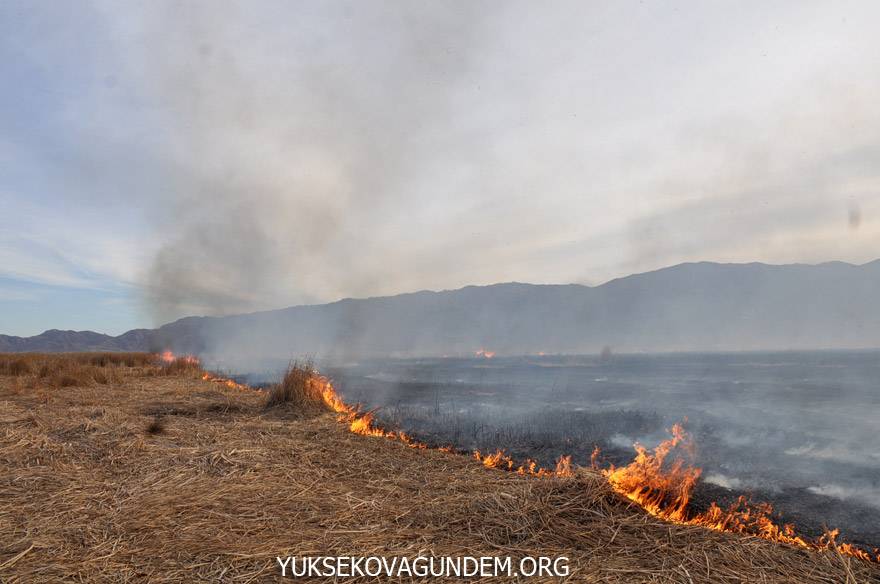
left=311, top=351, right=880, bottom=548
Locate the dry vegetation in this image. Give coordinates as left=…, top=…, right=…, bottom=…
left=0, top=353, right=878, bottom=583
left=264, top=361, right=327, bottom=411
left=0, top=352, right=162, bottom=390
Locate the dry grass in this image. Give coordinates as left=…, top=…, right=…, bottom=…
left=264, top=361, right=329, bottom=411
left=0, top=352, right=158, bottom=389
left=0, top=357, right=33, bottom=376
left=0, top=353, right=878, bottom=583
left=156, top=357, right=203, bottom=378
left=0, top=352, right=155, bottom=373
left=0, top=352, right=209, bottom=389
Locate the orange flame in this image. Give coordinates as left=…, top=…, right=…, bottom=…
left=308, top=373, right=880, bottom=563
left=475, top=349, right=496, bottom=359
left=182, top=358, right=879, bottom=565
left=159, top=350, right=199, bottom=365
left=157, top=351, right=254, bottom=392
left=313, top=372, right=576, bottom=477
left=471, top=449, right=570, bottom=477
left=199, top=371, right=253, bottom=392
left=597, top=423, right=880, bottom=562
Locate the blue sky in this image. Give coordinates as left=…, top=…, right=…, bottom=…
left=2, top=1, right=879, bottom=336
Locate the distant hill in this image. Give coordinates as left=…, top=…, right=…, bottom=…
left=4, top=260, right=880, bottom=362
left=0, top=328, right=153, bottom=353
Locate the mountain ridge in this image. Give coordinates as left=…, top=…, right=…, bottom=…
left=3, top=259, right=880, bottom=357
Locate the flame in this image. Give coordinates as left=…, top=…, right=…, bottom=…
left=475, top=348, right=496, bottom=359
left=313, top=372, right=576, bottom=476
left=316, top=379, right=430, bottom=448
left=165, top=355, right=879, bottom=564
left=157, top=351, right=254, bottom=392
left=597, top=423, right=880, bottom=562
left=470, top=449, right=572, bottom=477
left=602, top=423, right=698, bottom=521
left=159, top=350, right=198, bottom=365
left=199, top=371, right=253, bottom=392
left=299, top=370, right=880, bottom=563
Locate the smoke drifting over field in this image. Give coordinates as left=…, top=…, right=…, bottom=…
left=325, top=353, right=880, bottom=547
left=142, top=2, right=487, bottom=323
left=97, top=1, right=880, bottom=326
left=2, top=2, right=880, bottom=337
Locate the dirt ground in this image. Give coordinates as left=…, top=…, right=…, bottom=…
left=1, top=355, right=878, bottom=583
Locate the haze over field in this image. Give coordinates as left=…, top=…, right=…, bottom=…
left=2, top=1, right=880, bottom=336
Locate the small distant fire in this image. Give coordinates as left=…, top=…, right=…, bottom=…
left=157, top=351, right=251, bottom=392
left=159, top=350, right=198, bottom=365
left=475, top=348, right=496, bottom=359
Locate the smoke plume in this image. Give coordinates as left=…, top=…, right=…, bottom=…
left=140, top=2, right=486, bottom=323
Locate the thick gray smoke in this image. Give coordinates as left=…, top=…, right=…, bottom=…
left=133, top=1, right=880, bottom=329
left=142, top=2, right=486, bottom=323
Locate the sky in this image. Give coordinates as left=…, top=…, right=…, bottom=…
left=1, top=1, right=879, bottom=337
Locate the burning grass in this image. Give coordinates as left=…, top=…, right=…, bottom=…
left=264, top=361, right=330, bottom=411
left=1, top=353, right=878, bottom=582
left=320, top=367, right=880, bottom=564
left=596, top=423, right=880, bottom=564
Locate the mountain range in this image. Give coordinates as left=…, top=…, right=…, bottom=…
left=3, top=260, right=880, bottom=361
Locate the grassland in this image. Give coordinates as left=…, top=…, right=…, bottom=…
left=0, top=353, right=877, bottom=583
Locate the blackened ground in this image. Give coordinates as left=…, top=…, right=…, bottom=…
left=321, top=354, right=880, bottom=550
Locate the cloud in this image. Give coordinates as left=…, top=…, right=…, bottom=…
left=0, top=192, right=151, bottom=290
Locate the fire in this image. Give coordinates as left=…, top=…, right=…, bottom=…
left=159, top=350, right=198, bottom=365
left=303, top=374, right=428, bottom=448
left=602, top=423, right=699, bottom=521
left=310, top=370, right=576, bottom=476
left=157, top=351, right=253, bottom=392
left=199, top=371, right=253, bottom=392
left=285, top=371, right=880, bottom=563
left=475, top=348, right=496, bottom=359
left=167, top=353, right=879, bottom=564
left=473, top=449, right=572, bottom=478
left=597, top=423, right=880, bottom=563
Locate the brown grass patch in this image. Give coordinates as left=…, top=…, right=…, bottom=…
left=158, top=357, right=203, bottom=378
left=264, top=361, right=329, bottom=412
left=83, top=352, right=155, bottom=367
left=0, top=357, right=32, bottom=376
left=0, top=354, right=877, bottom=583
left=0, top=352, right=189, bottom=388
left=39, top=361, right=121, bottom=388
left=0, top=352, right=156, bottom=374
